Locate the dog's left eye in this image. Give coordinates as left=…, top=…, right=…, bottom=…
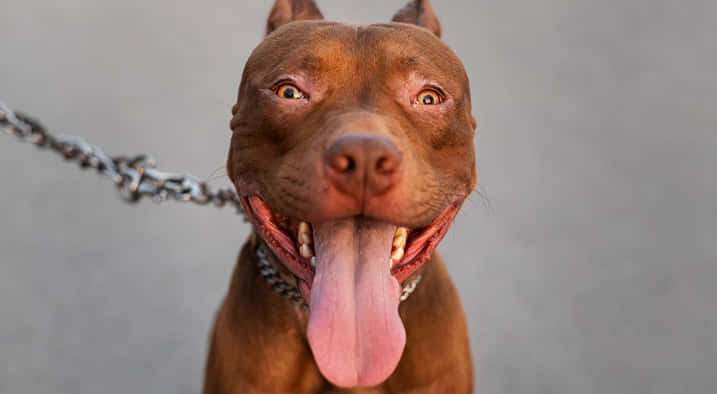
left=275, top=83, right=305, bottom=100
left=416, top=89, right=442, bottom=105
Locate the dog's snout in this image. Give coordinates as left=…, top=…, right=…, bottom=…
left=325, top=134, right=403, bottom=198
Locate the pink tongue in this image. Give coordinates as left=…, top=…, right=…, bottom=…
left=307, top=218, right=405, bottom=388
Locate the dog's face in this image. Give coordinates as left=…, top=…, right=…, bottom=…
left=227, top=0, right=476, bottom=388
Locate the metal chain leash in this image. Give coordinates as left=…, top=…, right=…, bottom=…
left=0, top=103, right=246, bottom=217
left=1, top=102, right=422, bottom=306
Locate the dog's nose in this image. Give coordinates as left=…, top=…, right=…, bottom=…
left=324, top=134, right=403, bottom=198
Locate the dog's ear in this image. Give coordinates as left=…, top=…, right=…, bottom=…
left=391, top=0, right=442, bottom=38
left=266, top=0, right=324, bottom=35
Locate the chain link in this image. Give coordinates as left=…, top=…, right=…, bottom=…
left=256, top=243, right=310, bottom=310
left=0, top=103, right=246, bottom=217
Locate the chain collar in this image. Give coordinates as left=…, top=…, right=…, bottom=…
left=256, top=243, right=422, bottom=310
left=256, top=243, right=310, bottom=310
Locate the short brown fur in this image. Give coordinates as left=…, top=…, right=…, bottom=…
left=205, top=1, right=475, bottom=392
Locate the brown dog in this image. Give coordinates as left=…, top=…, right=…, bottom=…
left=203, top=0, right=477, bottom=392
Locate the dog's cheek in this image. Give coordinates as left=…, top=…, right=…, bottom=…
left=251, top=96, right=312, bottom=154
left=226, top=135, right=249, bottom=187
left=226, top=132, right=273, bottom=193
left=430, top=120, right=476, bottom=193
left=456, top=142, right=477, bottom=193
left=233, top=94, right=301, bottom=154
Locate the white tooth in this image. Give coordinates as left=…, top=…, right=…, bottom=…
left=298, top=221, right=313, bottom=245
left=391, top=247, right=404, bottom=262
left=390, top=259, right=394, bottom=269
left=393, top=227, right=408, bottom=249
left=299, top=231, right=312, bottom=245
left=299, top=221, right=310, bottom=232
left=300, top=243, right=313, bottom=258
left=393, top=233, right=407, bottom=249
left=311, top=256, right=316, bottom=267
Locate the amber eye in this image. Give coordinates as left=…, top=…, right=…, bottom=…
left=416, top=89, right=442, bottom=105
left=275, top=83, right=305, bottom=100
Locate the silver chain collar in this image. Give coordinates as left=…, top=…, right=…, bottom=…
left=256, top=243, right=310, bottom=310
left=256, top=243, right=422, bottom=310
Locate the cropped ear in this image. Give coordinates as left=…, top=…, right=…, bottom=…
left=391, top=0, right=442, bottom=38
left=266, top=0, right=324, bottom=35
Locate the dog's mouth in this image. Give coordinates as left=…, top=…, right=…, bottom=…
left=241, top=195, right=460, bottom=288
left=240, top=194, right=460, bottom=388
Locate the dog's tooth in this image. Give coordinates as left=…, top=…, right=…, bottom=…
left=393, top=227, right=408, bottom=249
left=393, top=233, right=407, bottom=249
left=390, top=259, right=394, bottom=269
left=300, top=243, right=313, bottom=258
left=298, top=231, right=312, bottom=245
left=391, top=247, right=404, bottom=262
left=311, top=256, right=316, bottom=268
left=298, top=221, right=311, bottom=236
left=299, top=221, right=310, bottom=233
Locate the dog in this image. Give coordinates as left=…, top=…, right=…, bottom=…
left=203, top=0, right=477, bottom=392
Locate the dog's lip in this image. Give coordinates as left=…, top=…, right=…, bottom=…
left=390, top=200, right=460, bottom=283
left=240, top=194, right=462, bottom=290
left=241, top=195, right=315, bottom=286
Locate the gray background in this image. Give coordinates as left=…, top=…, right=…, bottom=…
left=1, top=0, right=715, bottom=393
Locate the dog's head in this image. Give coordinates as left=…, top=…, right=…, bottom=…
left=227, top=0, right=476, bottom=387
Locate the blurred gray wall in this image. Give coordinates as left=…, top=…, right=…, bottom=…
left=1, top=1, right=715, bottom=393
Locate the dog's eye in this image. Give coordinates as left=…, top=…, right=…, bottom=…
left=275, top=83, right=305, bottom=100
left=416, top=89, right=442, bottom=105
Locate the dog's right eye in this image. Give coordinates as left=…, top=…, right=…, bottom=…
left=416, top=89, right=443, bottom=105
left=275, top=83, right=305, bottom=100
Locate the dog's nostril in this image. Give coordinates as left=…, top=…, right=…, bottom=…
left=375, top=156, right=397, bottom=174
left=334, top=155, right=355, bottom=173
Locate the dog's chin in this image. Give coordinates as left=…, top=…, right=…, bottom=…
left=240, top=194, right=460, bottom=387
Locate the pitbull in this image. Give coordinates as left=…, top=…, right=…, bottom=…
left=203, top=0, right=477, bottom=392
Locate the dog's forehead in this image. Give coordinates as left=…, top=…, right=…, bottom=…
left=243, top=20, right=468, bottom=86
